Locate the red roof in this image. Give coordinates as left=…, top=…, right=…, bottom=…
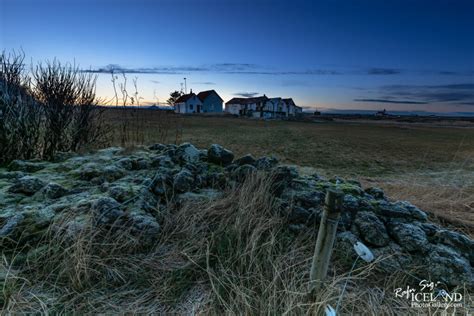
left=225, top=96, right=269, bottom=105
left=197, top=90, right=223, bottom=102
left=175, top=93, right=196, bottom=103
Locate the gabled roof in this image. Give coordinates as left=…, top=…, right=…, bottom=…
left=283, top=98, right=295, bottom=105
left=197, top=90, right=223, bottom=102
left=268, top=97, right=282, bottom=101
left=175, top=93, right=196, bottom=103
left=225, top=96, right=269, bottom=105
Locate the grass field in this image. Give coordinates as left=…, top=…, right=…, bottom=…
left=105, top=109, right=474, bottom=234
left=3, top=110, right=473, bottom=313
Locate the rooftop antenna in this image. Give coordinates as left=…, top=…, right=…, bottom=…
left=180, top=82, right=184, bottom=94
left=184, top=77, right=187, bottom=94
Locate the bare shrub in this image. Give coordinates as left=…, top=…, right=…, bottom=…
left=0, top=51, right=42, bottom=164
left=32, top=60, right=108, bottom=158
left=0, top=51, right=109, bottom=164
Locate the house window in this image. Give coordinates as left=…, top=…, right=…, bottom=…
left=189, top=104, right=193, bottom=110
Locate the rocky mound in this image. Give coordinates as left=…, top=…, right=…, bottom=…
left=0, top=143, right=472, bottom=287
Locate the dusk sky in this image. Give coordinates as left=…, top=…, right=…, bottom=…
left=1, top=0, right=474, bottom=113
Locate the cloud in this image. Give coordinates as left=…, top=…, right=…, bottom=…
left=233, top=92, right=260, bottom=97
left=82, top=63, right=340, bottom=76
left=150, top=80, right=160, bottom=84
left=356, top=83, right=474, bottom=106
left=354, top=98, right=428, bottom=104
left=84, top=64, right=207, bottom=74
left=382, top=83, right=474, bottom=90
left=223, top=69, right=340, bottom=75
left=83, top=63, right=471, bottom=83
left=380, top=83, right=474, bottom=103
left=211, top=63, right=260, bottom=71
left=367, top=68, right=401, bottom=75
left=192, top=81, right=216, bottom=85
left=437, top=70, right=474, bottom=76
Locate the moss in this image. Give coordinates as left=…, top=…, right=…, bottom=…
left=336, top=183, right=364, bottom=196
left=369, top=199, right=381, bottom=206
left=314, top=180, right=331, bottom=191
left=208, top=164, right=224, bottom=173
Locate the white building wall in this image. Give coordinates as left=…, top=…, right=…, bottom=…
left=175, top=102, right=186, bottom=113
left=186, top=96, right=203, bottom=113
left=175, top=95, right=203, bottom=114
left=226, top=103, right=242, bottom=115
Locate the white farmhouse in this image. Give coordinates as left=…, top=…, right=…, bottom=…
left=225, top=96, right=269, bottom=116
left=225, top=95, right=302, bottom=118
left=283, top=98, right=302, bottom=116
left=174, top=90, right=203, bottom=114
left=174, top=89, right=224, bottom=114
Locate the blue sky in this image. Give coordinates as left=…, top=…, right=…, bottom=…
left=1, top=0, right=473, bottom=113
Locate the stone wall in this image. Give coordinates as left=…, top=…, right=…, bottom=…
left=0, top=143, right=472, bottom=287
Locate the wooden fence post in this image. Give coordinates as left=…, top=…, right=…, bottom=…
left=309, top=188, right=343, bottom=292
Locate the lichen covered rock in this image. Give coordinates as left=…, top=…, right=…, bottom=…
left=208, top=144, right=234, bottom=165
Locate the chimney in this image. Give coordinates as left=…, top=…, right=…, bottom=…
left=190, top=88, right=193, bottom=94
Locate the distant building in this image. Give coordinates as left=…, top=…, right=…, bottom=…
left=283, top=98, right=297, bottom=116
left=225, top=95, right=301, bottom=118
left=197, top=90, right=223, bottom=113
left=375, top=109, right=389, bottom=117
left=225, top=95, right=268, bottom=117
left=174, top=91, right=202, bottom=114
left=174, top=89, right=223, bottom=114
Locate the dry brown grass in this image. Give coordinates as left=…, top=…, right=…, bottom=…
left=363, top=170, right=474, bottom=237
left=6, top=173, right=460, bottom=314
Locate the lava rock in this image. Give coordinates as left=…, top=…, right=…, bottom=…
left=152, top=172, right=172, bottom=196
left=148, top=143, right=167, bottom=151
left=206, top=172, right=227, bottom=189
left=255, top=156, right=278, bottom=170
left=175, top=143, right=201, bottom=163
left=375, top=201, right=428, bottom=222
left=151, top=155, right=175, bottom=169
left=208, top=144, right=234, bottom=165
left=354, top=211, right=390, bottom=247
left=234, top=154, right=257, bottom=166
left=91, top=197, right=124, bottom=226
left=232, top=164, right=257, bottom=182
left=434, top=230, right=474, bottom=264
left=131, top=158, right=150, bottom=170
left=8, top=176, right=46, bottom=195
left=388, top=221, right=429, bottom=252
left=371, top=242, right=413, bottom=271
left=43, top=183, right=69, bottom=199
left=173, top=170, right=195, bottom=193
left=365, top=187, right=385, bottom=200
left=0, top=213, right=25, bottom=238
left=288, top=206, right=320, bottom=224
left=116, top=158, right=134, bottom=170
left=427, top=243, right=473, bottom=287
left=75, top=163, right=102, bottom=181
